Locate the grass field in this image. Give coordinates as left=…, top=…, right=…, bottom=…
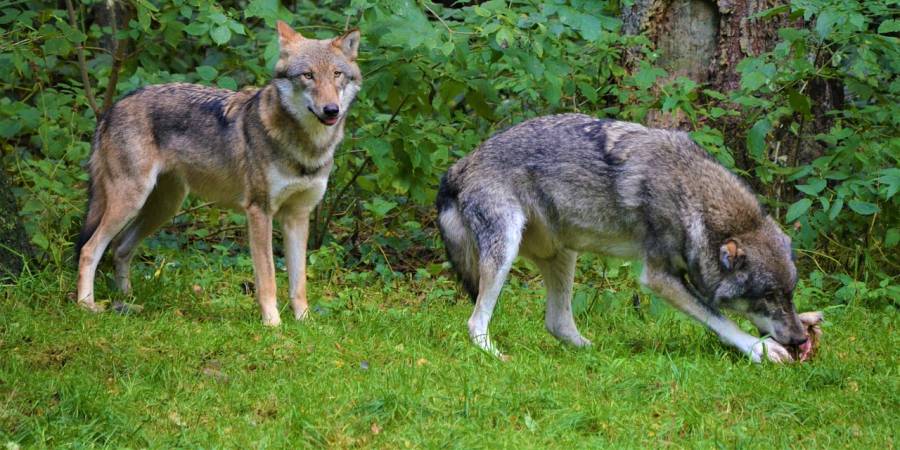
left=1, top=250, right=897, bottom=448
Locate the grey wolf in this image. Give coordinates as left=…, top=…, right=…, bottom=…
left=75, top=21, right=361, bottom=325
left=437, top=114, right=811, bottom=363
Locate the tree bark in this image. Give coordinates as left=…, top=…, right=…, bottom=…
left=623, top=0, right=840, bottom=194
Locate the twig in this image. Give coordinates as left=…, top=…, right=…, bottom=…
left=172, top=201, right=215, bottom=220
left=102, top=2, right=131, bottom=112
left=422, top=1, right=452, bottom=34
left=65, top=0, right=99, bottom=117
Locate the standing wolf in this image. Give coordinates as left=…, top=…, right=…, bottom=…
left=437, top=114, right=812, bottom=362
left=75, top=22, right=361, bottom=325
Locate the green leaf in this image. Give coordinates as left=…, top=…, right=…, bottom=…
left=210, top=26, right=232, bottom=45
left=754, top=5, right=789, bottom=19
left=829, top=197, right=843, bottom=220
left=137, top=3, right=152, bottom=31
left=246, top=0, right=279, bottom=25
left=227, top=20, right=246, bottom=35
left=196, top=65, right=218, bottom=81
left=878, top=20, right=900, bottom=34
left=847, top=200, right=879, bottom=215
left=43, top=37, right=72, bottom=56
left=364, top=198, right=398, bottom=218
left=31, top=232, right=49, bottom=250
left=217, top=76, right=237, bottom=90
left=365, top=138, right=393, bottom=171
left=632, top=63, right=667, bottom=90
left=825, top=171, right=850, bottom=180
left=575, top=13, right=602, bottom=41
left=815, top=10, right=838, bottom=38
left=184, top=22, right=209, bottom=36
left=577, top=82, right=597, bottom=103
left=208, top=12, right=227, bottom=25
left=740, top=71, right=767, bottom=91
left=60, top=23, right=86, bottom=44
left=885, top=228, right=900, bottom=249
left=787, top=89, right=811, bottom=117
left=495, top=27, right=514, bottom=48
left=747, top=119, right=771, bottom=159
left=877, top=168, right=900, bottom=199
left=785, top=198, right=812, bottom=222
left=795, top=178, right=826, bottom=196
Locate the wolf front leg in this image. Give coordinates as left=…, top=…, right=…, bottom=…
left=280, top=206, right=311, bottom=320
left=247, top=204, right=281, bottom=326
left=640, top=263, right=793, bottom=363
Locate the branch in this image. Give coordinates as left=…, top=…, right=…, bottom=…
left=102, top=2, right=131, bottom=112
left=421, top=0, right=473, bottom=35
left=65, top=0, right=99, bottom=117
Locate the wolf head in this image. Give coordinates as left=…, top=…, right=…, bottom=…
left=713, top=217, right=807, bottom=347
left=272, top=21, right=361, bottom=127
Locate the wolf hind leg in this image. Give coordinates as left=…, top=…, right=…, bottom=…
left=465, top=204, right=525, bottom=359
left=76, top=175, right=157, bottom=311
left=111, top=172, right=188, bottom=294
left=532, top=249, right=591, bottom=347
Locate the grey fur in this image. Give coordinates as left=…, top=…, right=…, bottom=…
left=437, top=114, right=807, bottom=362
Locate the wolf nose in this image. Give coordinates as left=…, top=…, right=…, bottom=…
left=323, top=104, right=340, bottom=118
left=788, top=336, right=809, bottom=347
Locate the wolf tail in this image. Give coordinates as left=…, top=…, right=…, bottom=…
left=436, top=172, right=479, bottom=302
left=74, top=127, right=107, bottom=263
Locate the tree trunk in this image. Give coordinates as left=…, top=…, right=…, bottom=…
left=622, top=0, right=840, bottom=196
left=623, top=0, right=789, bottom=93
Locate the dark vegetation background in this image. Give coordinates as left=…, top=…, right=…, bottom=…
left=0, top=0, right=897, bottom=303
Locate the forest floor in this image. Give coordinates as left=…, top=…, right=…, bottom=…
left=1, top=250, right=897, bottom=448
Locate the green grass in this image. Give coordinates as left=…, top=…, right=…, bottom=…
left=1, top=251, right=897, bottom=448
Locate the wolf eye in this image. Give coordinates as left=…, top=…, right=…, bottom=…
left=334, top=71, right=343, bottom=78
left=301, top=72, right=314, bottom=80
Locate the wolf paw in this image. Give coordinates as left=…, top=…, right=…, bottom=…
left=546, top=323, right=592, bottom=348
left=553, top=332, right=592, bottom=348
left=77, top=300, right=105, bottom=313
left=749, top=338, right=793, bottom=363
left=262, top=313, right=282, bottom=327
left=569, top=335, right=593, bottom=347
left=470, top=332, right=506, bottom=360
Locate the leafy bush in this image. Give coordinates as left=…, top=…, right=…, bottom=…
left=0, top=0, right=896, bottom=300
left=732, top=0, right=898, bottom=291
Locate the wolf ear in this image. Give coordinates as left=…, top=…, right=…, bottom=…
left=332, top=29, right=360, bottom=60
left=276, top=20, right=303, bottom=47
left=719, top=239, right=746, bottom=271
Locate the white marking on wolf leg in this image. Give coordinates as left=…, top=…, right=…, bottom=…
left=468, top=269, right=507, bottom=358
left=747, top=337, right=792, bottom=363
left=535, top=250, right=591, bottom=347
left=468, top=211, right=524, bottom=359
left=640, top=264, right=792, bottom=363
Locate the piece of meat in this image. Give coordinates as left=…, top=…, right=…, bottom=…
left=795, top=311, right=824, bottom=361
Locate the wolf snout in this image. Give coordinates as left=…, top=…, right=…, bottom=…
left=784, top=335, right=809, bottom=347
left=323, top=103, right=340, bottom=118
